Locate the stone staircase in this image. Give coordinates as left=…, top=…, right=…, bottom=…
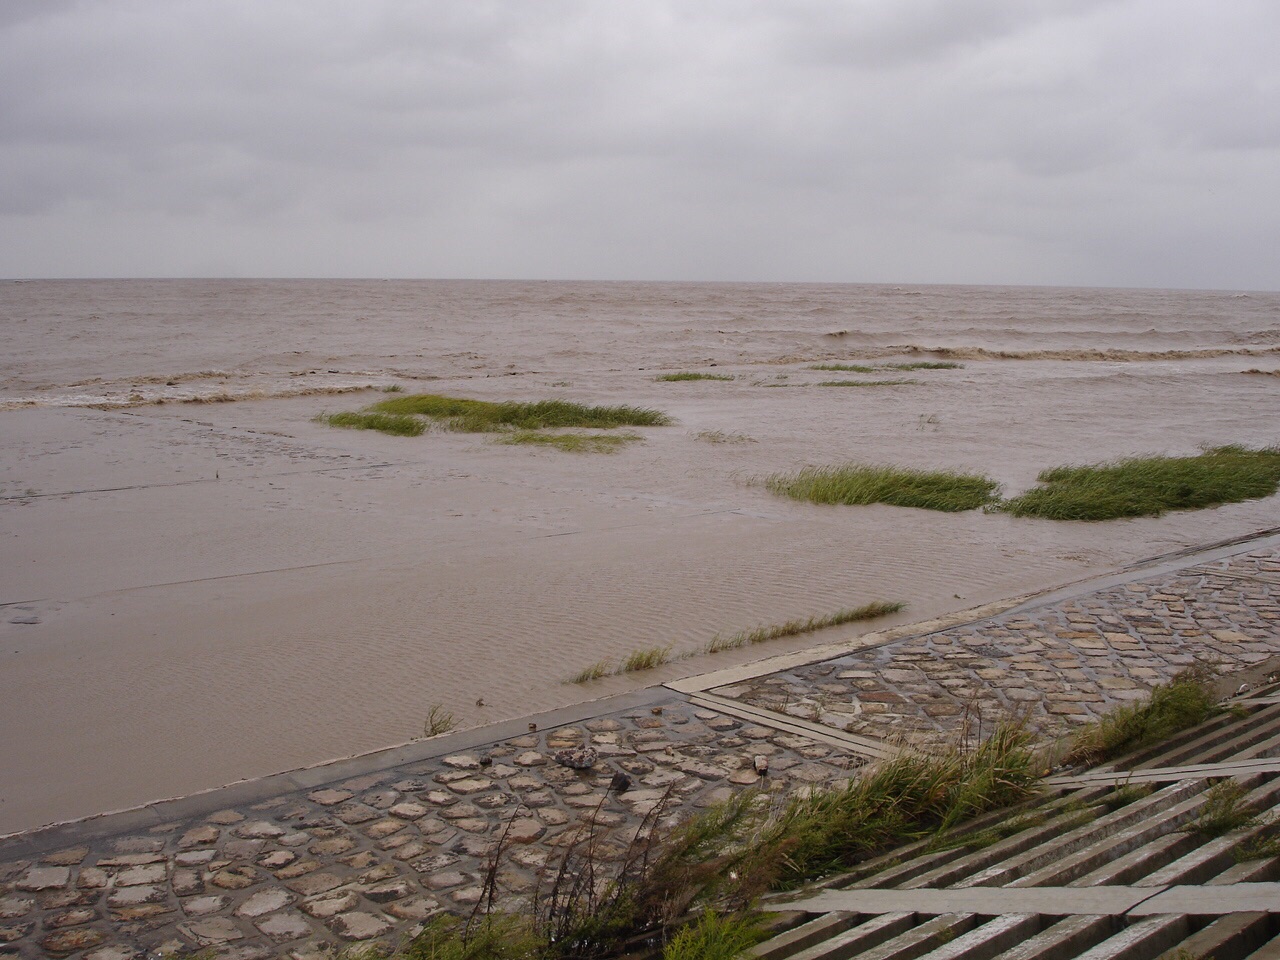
left=751, top=688, right=1280, bottom=960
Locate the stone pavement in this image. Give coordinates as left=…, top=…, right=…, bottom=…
left=2, top=534, right=1279, bottom=960
left=706, top=546, right=1280, bottom=752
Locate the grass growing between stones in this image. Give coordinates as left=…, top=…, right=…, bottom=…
left=755, top=721, right=1040, bottom=887
left=1187, top=780, right=1264, bottom=837
left=1062, top=667, right=1219, bottom=766
left=704, top=600, right=904, bottom=654
left=997, top=446, right=1280, bottom=521
left=767, top=464, right=999, bottom=512
left=498, top=432, right=642, bottom=454
left=371, top=722, right=1040, bottom=960
left=656, top=372, right=735, bottom=382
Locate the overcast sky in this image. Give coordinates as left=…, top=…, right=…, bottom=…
left=1, top=1, right=1276, bottom=288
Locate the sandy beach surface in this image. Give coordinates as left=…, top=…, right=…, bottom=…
left=2, top=279, right=1279, bottom=835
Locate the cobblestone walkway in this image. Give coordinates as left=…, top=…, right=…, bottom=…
left=715, top=548, right=1280, bottom=751
left=2, top=540, right=1278, bottom=960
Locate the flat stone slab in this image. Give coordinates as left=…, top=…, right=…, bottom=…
left=776, top=883, right=1280, bottom=918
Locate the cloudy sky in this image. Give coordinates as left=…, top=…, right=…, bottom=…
left=1, top=1, right=1276, bottom=288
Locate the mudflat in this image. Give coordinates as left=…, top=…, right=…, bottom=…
left=2, top=279, right=1278, bottom=834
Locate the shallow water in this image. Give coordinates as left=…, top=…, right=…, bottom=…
left=1, top=279, right=1279, bottom=835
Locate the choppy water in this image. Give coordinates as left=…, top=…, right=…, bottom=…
left=3, top=279, right=1279, bottom=409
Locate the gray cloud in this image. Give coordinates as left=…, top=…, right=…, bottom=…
left=1, top=0, right=1277, bottom=287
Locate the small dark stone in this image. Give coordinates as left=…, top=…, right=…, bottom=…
left=608, top=772, right=632, bottom=794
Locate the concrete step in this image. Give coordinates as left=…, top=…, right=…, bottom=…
left=779, top=913, right=918, bottom=960
left=988, top=916, right=1117, bottom=960
left=850, top=914, right=979, bottom=960
left=1070, top=915, right=1189, bottom=960
left=914, top=914, right=1044, bottom=960
left=842, top=791, right=1112, bottom=891
left=1067, top=832, right=1201, bottom=887
left=1109, top=712, right=1240, bottom=771
left=1138, top=775, right=1280, bottom=887
left=749, top=913, right=861, bottom=960
left=1244, top=930, right=1280, bottom=960
left=955, top=780, right=1209, bottom=888
left=1160, top=912, right=1273, bottom=960
left=1141, top=706, right=1280, bottom=770
left=1007, top=777, right=1266, bottom=888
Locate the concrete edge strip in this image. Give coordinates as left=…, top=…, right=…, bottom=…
left=766, top=883, right=1280, bottom=918
left=1046, top=757, right=1280, bottom=788
left=665, top=598, right=1031, bottom=696
left=688, top=692, right=898, bottom=760
left=0, top=686, right=675, bottom=859
left=666, top=524, right=1280, bottom=701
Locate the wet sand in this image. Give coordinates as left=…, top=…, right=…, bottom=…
left=4, top=342, right=1280, bottom=834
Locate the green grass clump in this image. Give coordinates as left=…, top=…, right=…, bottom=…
left=1063, top=668, right=1219, bottom=766
left=320, top=411, right=426, bottom=437
left=498, top=432, right=642, bottom=453
left=817, top=379, right=916, bottom=387
left=884, top=361, right=963, bottom=370
left=620, top=645, right=673, bottom=673
left=663, top=911, right=766, bottom=960
left=569, top=660, right=615, bottom=684
left=999, top=446, right=1280, bottom=521
left=371, top=393, right=671, bottom=432
left=760, top=722, right=1039, bottom=886
left=767, top=464, right=999, bottom=512
left=809, top=363, right=877, bottom=373
left=396, top=914, right=544, bottom=960
left=1187, top=780, right=1262, bottom=837
left=704, top=601, right=903, bottom=654
left=656, top=372, right=735, bottom=382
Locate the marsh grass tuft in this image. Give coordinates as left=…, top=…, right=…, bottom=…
left=809, top=363, right=877, bottom=373
left=885, top=361, right=963, bottom=370
left=694, top=430, right=756, bottom=444
left=817, top=379, right=917, bottom=387
left=620, top=645, right=673, bottom=673
left=320, top=411, right=427, bottom=437
left=1063, top=667, right=1219, bottom=766
left=422, top=704, right=457, bottom=738
left=704, top=601, right=903, bottom=654
left=372, top=394, right=671, bottom=432
left=569, top=660, right=615, bottom=684
left=656, top=372, right=735, bottom=382
left=498, top=432, right=642, bottom=454
left=767, top=463, right=999, bottom=512
left=998, top=446, right=1280, bottom=521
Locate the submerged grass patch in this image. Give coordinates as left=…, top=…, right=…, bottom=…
left=884, top=361, right=962, bottom=370
left=498, top=431, right=642, bottom=453
left=319, top=411, right=427, bottom=437
left=704, top=601, right=903, bottom=654
left=656, top=371, right=735, bottom=382
left=997, top=446, right=1280, bottom=521
left=817, top=379, right=917, bottom=387
left=370, top=393, right=671, bottom=432
left=767, top=463, right=999, bottom=512
left=809, top=363, right=877, bottom=373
